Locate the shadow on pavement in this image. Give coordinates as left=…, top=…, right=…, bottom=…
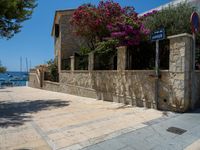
left=0, top=90, right=12, bottom=92
left=0, top=99, right=70, bottom=128
left=188, top=108, right=200, bottom=113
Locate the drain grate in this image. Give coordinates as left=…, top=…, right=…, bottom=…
left=166, top=127, right=187, bottom=135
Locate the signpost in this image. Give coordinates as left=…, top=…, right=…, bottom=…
left=190, top=12, right=199, bottom=109
left=151, top=28, right=166, bottom=77
left=151, top=28, right=166, bottom=109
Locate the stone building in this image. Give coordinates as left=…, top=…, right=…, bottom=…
left=51, top=9, right=85, bottom=73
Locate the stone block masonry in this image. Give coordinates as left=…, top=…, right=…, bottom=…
left=29, top=33, right=199, bottom=112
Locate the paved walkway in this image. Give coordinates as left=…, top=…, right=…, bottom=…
left=0, top=87, right=200, bottom=150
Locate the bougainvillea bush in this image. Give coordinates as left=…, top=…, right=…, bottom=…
left=71, top=0, right=150, bottom=53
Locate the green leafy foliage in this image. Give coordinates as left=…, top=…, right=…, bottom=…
left=0, top=67, right=6, bottom=73
left=79, top=46, right=92, bottom=55
left=75, top=54, right=88, bottom=70
left=47, top=59, right=58, bottom=82
left=95, top=39, right=118, bottom=53
left=143, top=2, right=199, bottom=36
left=0, top=61, right=6, bottom=73
left=0, top=0, right=37, bottom=39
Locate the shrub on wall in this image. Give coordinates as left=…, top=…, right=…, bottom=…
left=47, top=59, right=59, bottom=82
left=142, top=2, right=199, bottom=36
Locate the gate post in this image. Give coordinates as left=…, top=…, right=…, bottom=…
left=163, top=33, right=193, bottom=112
left=117, top=46, right=127, bottom=71
left=88, top=52, right=94, bottom=71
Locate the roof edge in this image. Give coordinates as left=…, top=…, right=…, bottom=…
left=51, top=9, right=76, bottom=36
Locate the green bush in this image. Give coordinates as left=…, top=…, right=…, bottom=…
left=143, top=2, right=199, bottom=36
left=0, top=61, right=6, bottom=73
left=47, top=59, right=59, bottom=82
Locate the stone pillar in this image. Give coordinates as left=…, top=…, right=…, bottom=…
left=116, top=46, right=127, bottom=104
left=88, top=52, right=94, bottom=71
left=167, top=33, right=193, bottom=112
left=117, top=46, right=127, bottom=71
left=70, top=56, right=75, bottom=71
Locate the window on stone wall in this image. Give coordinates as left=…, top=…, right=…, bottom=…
left=126, top=40, right=169, bottom=70
left=55, top=24, right=59, bottom=38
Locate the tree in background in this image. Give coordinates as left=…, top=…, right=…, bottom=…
left=0, top=61, right=6, bottom=73
left=0, top=0, right=37, bottom=39
left=142, top=2, right=199, bottom=36
left=142, top=2, right=200, bottom=66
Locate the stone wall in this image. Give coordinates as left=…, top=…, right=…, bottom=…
left=28, top=72, right=41, bottom=89
left=43, top=79, right=97, bottom=99
left=59, top=70, right=156, bottom=108
left=158, top=34, right=193, bottom=112
left=43, top=81, right=61, bottom=92
left=29, top=33, right=197, bottom=112
left=159, top=72, right=185, bottom=111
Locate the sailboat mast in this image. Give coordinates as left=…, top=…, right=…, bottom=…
left=29, top=60, right=32, bottom=70
left=20, top=57, right=22, bottom=72
left=26, top=57, right=28, bottom=73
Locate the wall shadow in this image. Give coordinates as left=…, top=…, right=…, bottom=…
left=0, top=90, right=12, bottom=93
left=0, top=99, right=70, bottom=128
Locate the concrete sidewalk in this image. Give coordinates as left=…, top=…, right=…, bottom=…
left=0, top=87, right=200, bottom=150
left=83, top=110, right=200, bottom=150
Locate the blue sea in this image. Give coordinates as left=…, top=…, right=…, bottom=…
left=0, top=71, right=28, bottom=87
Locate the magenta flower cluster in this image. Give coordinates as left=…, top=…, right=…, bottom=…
left=71, top=0, right=153, bottom=46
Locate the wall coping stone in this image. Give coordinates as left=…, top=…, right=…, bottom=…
left=167, top=33, right=193, bottom=39
left=61, top=70, right=71, bottom=73
left=59, top=70, right=192, bottom=74
left=29, top=73, right=37, bottom=75
left=44, top=81, right=60, bottom=85
left=73, top=70, right=91, bottom=73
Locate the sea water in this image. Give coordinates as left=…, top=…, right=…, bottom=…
left=0, top=71, right=28, bottom=87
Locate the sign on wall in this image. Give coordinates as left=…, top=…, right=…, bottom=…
left=151, top=28, right=166, bottom=42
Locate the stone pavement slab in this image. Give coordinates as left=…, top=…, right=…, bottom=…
left=0, top=87, right=165, bottom=150
left=2, top=87, right=200, bottom=150
left=82, top=110, right=200, bottom=150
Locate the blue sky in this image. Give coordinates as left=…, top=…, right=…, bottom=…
left=0, top=0, right=171, bottom=71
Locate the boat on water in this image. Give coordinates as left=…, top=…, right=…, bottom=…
left=1, top=81, right=13, bottom=87
left=0, top=72, right=28, bottom=87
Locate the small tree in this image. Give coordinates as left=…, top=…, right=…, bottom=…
left=0, top=61, right=6, bottom=73
left=0, top=0, right=37, bottom=39
left=71, top=0, right=149, bottom=53
left=47, top=59, right=58, bottom=82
